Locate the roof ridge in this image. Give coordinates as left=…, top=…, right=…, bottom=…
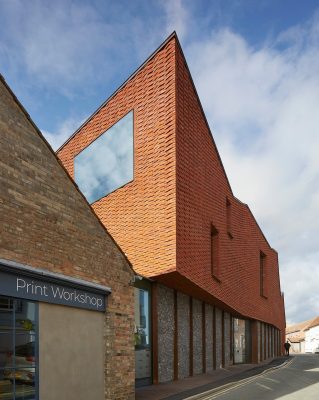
left=0, top=73, right=134, bottom=273
left=57, top=31, right=177, bottom=153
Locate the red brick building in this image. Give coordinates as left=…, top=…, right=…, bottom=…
left=58, top=33, right=286, bottom=385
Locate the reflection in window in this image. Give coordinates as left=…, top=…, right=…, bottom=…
left=0, top=296, right=38, bottom=400
left=134, top=287, right=151, bottom=385
left=74, top=111, right=134, bottom=203
left=134, top=289, right=150, bottom=347
left=233, top=318, right=251, bottom=364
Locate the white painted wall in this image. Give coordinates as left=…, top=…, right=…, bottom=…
left=305, top=325, right=319, bottom=353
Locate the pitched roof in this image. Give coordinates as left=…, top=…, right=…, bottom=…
left=0, top=73, right=134, bottom=273
left=288, top=333, right=305, bottom=343
left=286, top=316, right=319, bottom=334
left=304, top=316, right=319, bottom=330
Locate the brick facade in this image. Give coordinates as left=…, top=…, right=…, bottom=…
left=175, top=41, right=285, bottom=335
left=0, top=76, right=135, bottom=400
left=58, top=39, right=177, bottom=279
left=57, top=34, right=285, bottom=345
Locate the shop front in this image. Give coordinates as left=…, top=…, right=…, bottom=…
left=0, top=296, right=37, bottom=400
left=0, top=260, right=110, bottom=400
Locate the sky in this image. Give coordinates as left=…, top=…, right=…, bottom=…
left=0, top=0, right=318, bottom=325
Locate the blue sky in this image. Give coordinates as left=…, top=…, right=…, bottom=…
left=1, top=0, right=319, bottom=325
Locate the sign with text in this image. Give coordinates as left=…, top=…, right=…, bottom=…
left=0, top=270, right=106, bottom=311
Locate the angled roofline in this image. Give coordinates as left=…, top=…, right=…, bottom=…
left=173, top=33, right=277, bottom=251
left=57, top=31, right=234, bottom=196
left=172, top=34, right=233, bottom=197
left=304, top=316, right=319, bottom=330
left=232, top=196, right=274, bottom=250
left=57, top=31, right=276, bottom=252
left=0, top=73, right=135, bottom=275
left=57, top=31, right=178, bottom=153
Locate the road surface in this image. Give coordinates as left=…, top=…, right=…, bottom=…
left=194, top=354, right=319, bottom=400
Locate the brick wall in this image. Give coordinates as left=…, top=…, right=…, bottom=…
left=175, top=39, right=285, bottom=337
left=0, top=77, right=135, bottom=400
left=57, top=34, right=285, bottom=339
left=58, top=39, right=177, bottom=279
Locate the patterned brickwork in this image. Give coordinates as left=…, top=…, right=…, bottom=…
left=57, top=34, right=285, bottom=341
left=58, top=39, right=177, bottom=278
left=175, top=40, right=285, bottom=337
left=0, top=77, right=135, bottom=400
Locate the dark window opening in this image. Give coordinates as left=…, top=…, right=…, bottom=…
left=211, top=225, right=220, bottom=281
left=260, top=252, right=267, bottom=298
left=226, top=198, right=233, bottom=238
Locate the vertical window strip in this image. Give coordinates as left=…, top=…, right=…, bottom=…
left=211, top=225, right=220, bottom=280
left=226, top=198, right=233, bottom=238
left=260, top=252, right=266, bottom=297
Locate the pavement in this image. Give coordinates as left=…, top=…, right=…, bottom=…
left=135, top=356, right=290, bottom=400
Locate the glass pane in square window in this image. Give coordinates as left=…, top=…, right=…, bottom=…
left=14, top=336, right=36, bottom=368
left=0, top=297, right=14, bottom=311
left=0, top=297, right=13, bottom=334
left=15, top=301, right=37, bottom=334
left=0, top=373, right=14, bottom=400
left=15, top=382, right=36, bottom=399
left=13, top=367, right=35, bottom=389
left=0, top=334, right=14, bottom=369
left=74, top=111, right=134, bottom=203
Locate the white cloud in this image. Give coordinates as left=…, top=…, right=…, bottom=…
left=161, top=0, right=189, bottom=40
left=185, top=13, right=319, bottom=324
left=2, top=0, right=317, bottom=325
left=42, top=117, right=84, bottom=151
left=0, top=0, right=120, bottom=94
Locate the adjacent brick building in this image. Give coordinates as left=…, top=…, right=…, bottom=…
left=0, top=75, right=135, bottom=399
left=58, top=32, right=286, bottom=386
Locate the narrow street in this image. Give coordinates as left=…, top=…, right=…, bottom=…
left=194, top=355, right=319, bottom=400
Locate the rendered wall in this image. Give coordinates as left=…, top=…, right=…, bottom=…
left=39, top=303, right=104, bottom=400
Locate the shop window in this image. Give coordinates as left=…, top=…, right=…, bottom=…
left=260, top=251, right=267, bottom=298
left=0, top=296, right=38, bottom=400
left=74, top=111, right=134, bottom=203
left=134, top=280, right=152, bottom=387
left=211, top=225, right=220, bottom=281
left=226, top=198, right=233, bottom=238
